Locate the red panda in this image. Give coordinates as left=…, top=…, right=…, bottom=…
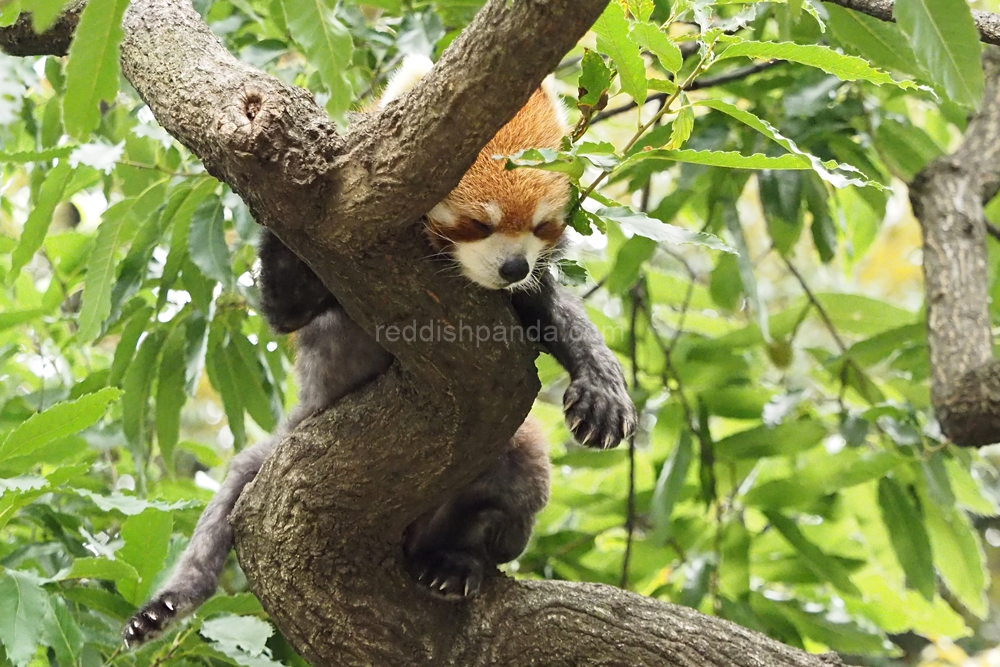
left=383, top=56, right=571, bottom=290
left=124, top=56, right=635, bottom=649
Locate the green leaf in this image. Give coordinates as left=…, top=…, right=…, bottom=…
left=0, top=309, right=46, bottom=334
left=158, top=179, right=218, bottom=308
left=78, top=183, right=168, bottom=341
left=593, top=2, right=647, bottom=105
left=719, top=521, right=751, bottom=599
left=201, top=614, right=273, bottom=655
left=117, top=509, right=173, bottom=604
left=627, top=0, right=654, bottom=21
left=805, top=175, right=837, bottom=262
left=874, top=118, right=944, bottom=181
left=717, top=40, right=924, bottom=91
left=0, top=569, right=50, bottom=667
left=694, top=99, right=879, bottom=189
left=73, top=488, right=198, bottom=515
left=597, top=206, right=735, bottom=253
left=605, top=235, right=656, bottom=294
left=759, top=170, right=804, bottom=253
left=156, top=323, right=188, bottom=475
left=59, top=557, right=139, bottom=582
left=42, top=596, right=84, bottom=667
left=0, top=147, right=73, bottom=164
left=765, top=511, right=861, bottom=596
left=27, top=0, right=71, bottom=30
left=206, top=327, right=246, bottom=449
left=651, top=431, right=693, bottom=542
left=63, top=0, right=130, bottom=137
left=630, top=21, right=682, bottom=73
left=715, top=420, right=826, bottom=460
left=878, top=478, right=935, bottom=600
left=720, top=203, right=769, bottom=340
left=825, top=3, right=921, bottom=76
left=9, top=162, right=73, bottom=281
left=109, top=306, right=153, bottom=386
left=666, top=104, right=694, bottom=150
left=283, top=0, right=355, bottom=122
left=921, top=486, right=988, bottom=617
left=894, top=0, right=984, bottom=108
left=122, top=329, right=167, bottom=452
left=0, top=388, right=121, bottom=465
left=578, top=49, right=614, bottom=110
left=188, top=198, right=233, bottom=287
left=623, top=148, right=815, bottom=171
left=227, top=332, right=279, bottom=432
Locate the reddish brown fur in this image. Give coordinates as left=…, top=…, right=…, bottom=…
left=428, top=88, right=570, bottom=245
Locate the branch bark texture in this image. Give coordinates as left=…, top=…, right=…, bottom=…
left=911, top=48, right=1000, bottom=447
left=823, top=0, right=1000, bottom=45
left=4, top=1, right=846, bottom=665
left=0, top=0, right=83, bottom=56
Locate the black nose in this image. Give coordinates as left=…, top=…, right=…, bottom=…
left=499, top=256, right=530, bottom=284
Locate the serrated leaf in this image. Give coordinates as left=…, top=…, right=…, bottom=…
left=72, top=488, right=199, bottom=515
left=9, top=162, right=72, bottom=281
left=623, top=148, right=815, bottom=171
left=63, top=0, right=130, bottom=137
left=694, top=99, right=879, bottom=189
left=117, top=509, right=173, bottom=604
left=667, top=105, right=694, bottom=150
left=825, top=4, right=921, bottom=76
left=0, top=569, right=50, bottom=667
left=110, top=306, right=153, bottom=386
left=200, top=614, right=274, bottom=656
left=283, top=0, right=354, bottom=122
left=627, top=0, right=654, bottom=20
left=878, top=477, right=935, bottom=600
left=78, top=183, right=168, bottom=341
left=597, top=206, right=735, bottom=253
left=0, top=388, right=121, bottom=464
left=578, top=49, right=613, bottom=109
left=0, top=147, right=73, bottom=164
left=59, top=557, right=139, bottom=582
left=630, top=21, right=682, bottom=73
left=27, top=0, right=71, bottom=30
left=42, top=596, right=83, bottom=667
left=188, top=198, right=232, bottom=287
left=894, top=0, right=984, bottom=108
left=717, top=40, right=924, bottom=91
left=159, top=178, right=218, bottom=308
left=506, top=148, right=586, bottom=179
left=593, top=2, right=647, bottom=105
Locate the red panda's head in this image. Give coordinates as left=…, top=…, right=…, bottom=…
left=426, top=86, right=570, bottom=291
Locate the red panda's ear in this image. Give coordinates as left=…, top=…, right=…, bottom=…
left=540, top=76, right=570, bottom=133
left=379, top=55, right=435, bottom=109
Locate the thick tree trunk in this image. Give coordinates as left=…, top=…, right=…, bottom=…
left=2, top=1, right=846, bottom=665
left=911, top=48, right=1000, bottom=447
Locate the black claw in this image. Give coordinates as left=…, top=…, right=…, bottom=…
left=407, top=550, right=485, bottom=600
left=122, top=596, right=180, bottom=649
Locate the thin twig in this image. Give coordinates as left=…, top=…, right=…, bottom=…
left=116, top=160, right=200, bottom=178
left=782, top=256, right=847, bottom=354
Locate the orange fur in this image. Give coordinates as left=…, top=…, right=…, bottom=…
left=429, top=88, right=570, bottom=243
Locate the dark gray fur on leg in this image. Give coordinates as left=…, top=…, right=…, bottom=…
left=404, top=417, right=550, bottom=599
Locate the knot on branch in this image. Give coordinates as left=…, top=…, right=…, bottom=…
left=935, top=361, right=1000, bottom=447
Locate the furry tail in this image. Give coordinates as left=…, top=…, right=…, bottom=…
left=122, top=438, right=275, bottom=648
left=378, top=54, right=434, bottom=108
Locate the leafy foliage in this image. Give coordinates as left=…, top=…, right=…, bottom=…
left=0, top=0, right=997, bottom=665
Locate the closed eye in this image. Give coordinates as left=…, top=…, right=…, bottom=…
left=471, top=220, right=493, bottom=237
left=533, top=220, right=561, bottom=240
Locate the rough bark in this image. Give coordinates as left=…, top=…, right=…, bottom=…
left=911, top=48, right=1000, bottom=447
left=2, top=1, right=847, bottom=666
left=823, top=0, right=1000, bottom=45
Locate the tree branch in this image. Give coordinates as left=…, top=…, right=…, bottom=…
left=823, top=0, right=1000, bottom=46
left=3, top=2, right=847, bottom=664
left=0, top=0, right=83, bottom=56
left=911, top=48, right=1000, bottom=447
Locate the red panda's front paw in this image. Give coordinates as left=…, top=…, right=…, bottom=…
left=564, top=371, right=636, bottom=449
left=409, top=549, right=485, bottom=600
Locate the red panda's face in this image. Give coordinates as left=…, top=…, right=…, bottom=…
left=427, top=186, right=568, bottom=290
left=425, top=86, right=570, bottom=291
